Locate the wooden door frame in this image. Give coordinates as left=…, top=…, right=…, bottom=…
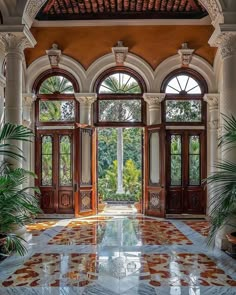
left=144, top=124, right=166, bottom=217
left=165, top=129, right=207, bottom=214
left=35, top=129, right=75, bottom=214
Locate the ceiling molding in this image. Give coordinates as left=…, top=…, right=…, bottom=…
left=32, top=16, right=211, bottom=27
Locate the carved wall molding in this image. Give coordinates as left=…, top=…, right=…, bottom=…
left=198, top=0, right=222, bottom=24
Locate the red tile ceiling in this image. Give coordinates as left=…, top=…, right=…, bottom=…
left=36, top=0, right=207, bottom=20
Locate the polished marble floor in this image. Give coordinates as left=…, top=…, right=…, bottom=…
left=0, top=216, right=236, bottom=294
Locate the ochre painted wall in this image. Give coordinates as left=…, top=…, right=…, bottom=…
left=25, top=25, right=216, bottom=69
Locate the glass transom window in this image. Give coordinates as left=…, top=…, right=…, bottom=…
left=163, top=72, right=205, bottom=123
left=97, top=71, right=144, bottom=124
left=39, top=75, right=74, bottom=94
left=36, top=73, right=77, bottom=124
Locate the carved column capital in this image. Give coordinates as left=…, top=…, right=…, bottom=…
left=0, top=31, right=36, bottom=57
left=74, top=93, right=97, bottom=105
left=209, top=25, right=236, bottom=59
left=143, top=93, right=166, bottom=106
left=203, top=93, right=219, bottom=110
left=23, top=93, right=37, bottom=106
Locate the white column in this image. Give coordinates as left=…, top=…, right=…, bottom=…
left=0, top=32, right=35, bottom=167
left=209, top=28, right=236, bottom=249
left=75, top=93, right=97, bottom=125
left=143, top=93, right=166, bottom=125
left=0, top=31, right=36, bottom=242
left=203, top=94, right=219, bottom=215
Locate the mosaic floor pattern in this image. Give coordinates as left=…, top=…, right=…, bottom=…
left=0, top=216, right=236, bottom=295
left=184, top=221, right=210, bottom=237
left=26, top=220, right=57, bottom=237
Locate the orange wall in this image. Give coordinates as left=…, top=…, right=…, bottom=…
left=25, top=25, right=216, bottom=69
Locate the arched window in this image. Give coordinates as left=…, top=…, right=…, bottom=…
left=34, top=70, right=79, bottom=125
left=161, top=69, right=207, bottom=124
left=95, top=68, right=146, bottom=125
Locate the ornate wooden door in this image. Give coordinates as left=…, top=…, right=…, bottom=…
left=166, top=130, right=206, bottom=214
left=74, top=127, right=97, bottom=217
left=144, top=125, right=165, bottom=217
left=36, top=130, right=74, bottom=214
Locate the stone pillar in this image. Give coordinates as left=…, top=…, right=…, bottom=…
left=143, top=93, right=166, bottom=125
left=75, top=93, right=97, bottom=125
left=209, top=28, right=236, bottom=249
left=0, top=31, right=36, bottom=243
left=0, top=32, right=35, bottom=167
left=203, top=94, right=219, bottom=215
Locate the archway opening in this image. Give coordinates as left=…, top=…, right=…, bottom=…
left=97, top=127, right=143, bottom=215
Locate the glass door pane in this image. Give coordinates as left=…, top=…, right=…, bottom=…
left=188, top=135, right=200, bottom=186
left=170, top=135, right=182, bottom=186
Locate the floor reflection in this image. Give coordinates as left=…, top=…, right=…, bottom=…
left=1, top=216, right=236, bottom=294
left=47, top=217, right=192, bottom=246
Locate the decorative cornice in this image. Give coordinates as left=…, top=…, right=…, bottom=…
left=203, top=93, right=219, bottom=107
left=112, top=41, right=128, bottom=66
left=143, top=93, right=166, bottom=106
left=74, top=93, right=97, bottom=105
left=178, top=42, right=195, bottom=67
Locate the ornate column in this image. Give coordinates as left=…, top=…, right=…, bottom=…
left=203, top=94, right=219, bottom=214
left=209, top=27, right=236, bottom=249
left=0, top=31, right=36, bottom=167
left=75, top=93, right=97, bottom=125
left=143, top=93, right=166, bottom=125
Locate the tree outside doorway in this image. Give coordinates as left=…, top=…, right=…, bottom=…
left=98, top=127, right=142, bottom=204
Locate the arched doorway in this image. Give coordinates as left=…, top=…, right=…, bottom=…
left=34, top=70, right=80, bottom=215
left=94, top=67, right=146, bottom=214
left=161, top=69, right=208, bottom=216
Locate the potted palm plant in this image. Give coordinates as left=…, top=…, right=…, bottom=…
left=0, top=123, right=41, bottom=258
left=205, top=115, right=236, bottom=249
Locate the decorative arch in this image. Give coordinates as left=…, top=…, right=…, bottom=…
left=22, top=0, right=223, bottom=29
left=154, top=54, right=217, bottom=93
left=87, top=53, right=153, bottom=92
left=32, top=68, right=80, bottom=94
left=26, top=54, right=86, bottom=93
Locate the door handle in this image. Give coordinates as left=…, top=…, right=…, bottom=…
left=74, top=183, right=78, bottom=192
